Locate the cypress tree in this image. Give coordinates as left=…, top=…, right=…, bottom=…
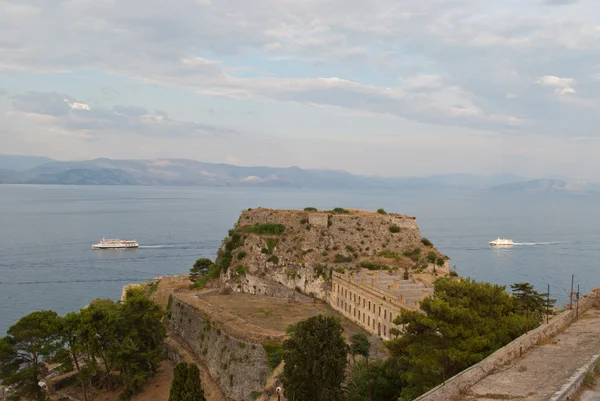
left=169, top=362, right=189, bottom=401
left=183, top=363, right=206, bottom=401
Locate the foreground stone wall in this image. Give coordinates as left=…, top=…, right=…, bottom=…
left=414, top=290, right=600, bottom=401
left=168, top=296, right=274, bottom=401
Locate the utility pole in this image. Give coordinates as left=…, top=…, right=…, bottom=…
left=570, top=274, right=574, bottom=310
left=576, top=284, right=580, bottom=319
left=547, top=284, right=550, bottom=324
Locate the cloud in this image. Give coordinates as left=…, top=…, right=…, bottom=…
left=0, top=0, right=599, bottom=142
left=543, top=0, right=579, bottom=5
left=7, top=91, right=239, bottom=139
left=536, top=75, right=576, bottom=95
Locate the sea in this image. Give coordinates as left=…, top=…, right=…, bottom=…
left=1, top=184, right=599, bottom=335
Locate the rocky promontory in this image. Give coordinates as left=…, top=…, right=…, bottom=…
left=214, top=207, right=450, bottom=301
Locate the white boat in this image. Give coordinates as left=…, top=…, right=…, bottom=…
left=92, top=237, right=139, bottom=249
left=489, top=237, right=514, bottom=246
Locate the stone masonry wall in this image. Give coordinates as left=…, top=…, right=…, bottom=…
left=330, top=271, right=429, bottom=340
left=168, top=296, right=273, bottom=401
left=413, top=289, right=600, bottom=401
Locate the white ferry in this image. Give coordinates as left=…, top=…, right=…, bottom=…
left=92, top=237, right=139, bottom=249
left=489, top=237, right=514, bottom=246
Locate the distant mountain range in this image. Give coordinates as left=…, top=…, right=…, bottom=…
left=0, top=154, right=598, bottom=193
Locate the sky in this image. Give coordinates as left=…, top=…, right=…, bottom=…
left=0, top=0, right=599, bottom=179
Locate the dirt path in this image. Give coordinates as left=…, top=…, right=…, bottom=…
left=462, top=308, right=600, bottom=401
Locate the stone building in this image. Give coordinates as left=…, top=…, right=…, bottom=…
left=329, top=270, right=433, bottom=340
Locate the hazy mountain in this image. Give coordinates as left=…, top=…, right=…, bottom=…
left=1, top=155, right=592, bottom=191
left=489, top=179, right=595, bottom=193
left=0, top=154, right=55, bottom=171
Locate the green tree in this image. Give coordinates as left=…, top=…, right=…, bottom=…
left=190, top=258, right=213, bottom=282
left=78, top=299, right=121, bottom=390
left=169, top=362, right=188, bottom=401
left=281, top=315, right=348, bottom=401
left=116, top=288, right=167, bottom=398
left=349, top=333, right=370, bottom=364
left=387, top=277, right=528, bottom=400
left=0, top=310, right=61, bottom=401
left=346, top=358, right=405, bottom=401
left=349, top=333, right=371, bottom=400
left=183, top=363, right=205, bottom=401
left=510, top=282, right=554, bottom=333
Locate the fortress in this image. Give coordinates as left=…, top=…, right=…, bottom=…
left=143, top=208, right=451, bottom=400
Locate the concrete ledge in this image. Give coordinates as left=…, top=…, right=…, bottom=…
left=549, top=353, right=600, bottom=401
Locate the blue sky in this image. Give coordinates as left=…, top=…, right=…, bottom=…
left=1, top=0, right=599, bottom=179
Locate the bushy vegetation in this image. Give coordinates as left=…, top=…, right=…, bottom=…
left=403, top=247, right=421, bottom=262
left=386, top=278, right=555, bottom=399
left=267, top=255, right=279, bottom=264
left=191, top=230, right=246, bottom=289
left=377, top=208, right=387, bottom=214
left=389, top=225, right=401, bottom=233
left=331, top=207, right=350, bottom=214
left=421, top=237, right=433, bottom=247
left=334, top=254, right=353, bottom=263
left=235, top=264, right=248, bottom=276
left=262, top=341, right=284, bottom=370
left=359, top=261, right=389, bottom=271
left=304, top=207, right=318, bottom=212
left=0, top=289, right=166, bottom=401
left=245, top=223, right=286, bottom=234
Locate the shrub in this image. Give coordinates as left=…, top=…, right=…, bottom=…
left=267, top=255, right=279, bottom=264
left=359, top=262, right=388, bottom=271
left=334, top=254, right=353, bottom=263
left=436, top=257, right=445, bottom=266
left=304, top=207, right=318, bottom=212
left=300, top=218, right=307, bottom=224
left=421, top=237, right=433, bottom=247
left=403, top=269, right=409, bottom=280
left=377, top=208, right=387, bottom=214
left=237, top=251, right=247, bottom=260
left=265, top=237, right=278, bottom=253
left=345, top=245, right=355, bottom=253
left=332, top=207, right=349, bottom=214
left=389, top=225, right=401, bottom=233
left=314, top=263, right=325, bottom=279
left=427, top=251, right=437, bottom=264
left=235, top=264, right=248, bottom=276
left=245, top=223, right=286, bottom=234
left=262, top=341, right=284, bottom=370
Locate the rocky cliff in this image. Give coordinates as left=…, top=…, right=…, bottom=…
left=214, top=208, right=449, bottom=301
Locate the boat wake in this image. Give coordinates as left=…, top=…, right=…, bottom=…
left=513, top=241, right=561, bottom=246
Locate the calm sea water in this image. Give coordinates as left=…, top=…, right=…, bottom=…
left=1, top=184, right=599, bottom=335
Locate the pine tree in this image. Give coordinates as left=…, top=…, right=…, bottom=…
left=183, top=363, right=205, bottom=401
left=169, top=362, right=189, bottom=401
